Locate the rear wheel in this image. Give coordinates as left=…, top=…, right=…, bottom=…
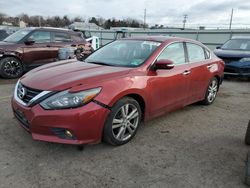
left=0, top=57, right=24, bottom=78
left=202, top=77, right=219, bottom=105
left=103, top=97, right=142, bottom=146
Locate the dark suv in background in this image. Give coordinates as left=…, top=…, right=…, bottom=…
left=214, top=36, right=250, bottom=79
left=0, top=27, right=86, bottom=78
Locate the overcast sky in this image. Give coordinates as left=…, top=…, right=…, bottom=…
left=1, top=0, right=250, bottom=28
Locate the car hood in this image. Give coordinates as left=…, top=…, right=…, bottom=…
left=20, top=59, right=132, bottom=91
left=0, top=41, right=18, bottom=51
left=214, top=49, right=250, bottom=58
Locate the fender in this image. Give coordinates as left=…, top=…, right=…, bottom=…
left=0, top=51, right=23, bottom=63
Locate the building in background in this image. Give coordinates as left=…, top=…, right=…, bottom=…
left=69, top=22, right=103, bottom=30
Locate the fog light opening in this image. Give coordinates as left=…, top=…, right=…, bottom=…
left=65, top=130, right=74, bottom=138
left=51, top=128, right=77, bottom=140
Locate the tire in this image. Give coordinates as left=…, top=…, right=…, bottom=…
left=202, top=77, right=219, bottom=105
left=0, top=57, right=24, bottom=79
left=245, top=151, right=250, bottom=186
left=103, top=97, right=142, bottom=146
left=245, top=120, right=250, bottom=145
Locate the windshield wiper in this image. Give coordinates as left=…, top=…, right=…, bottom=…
left=86, top=61, right=113, bottom=66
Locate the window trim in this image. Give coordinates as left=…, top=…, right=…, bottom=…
left=149, top=41, right=188, bottom=69
left=204, top=48, right=211, bottom=59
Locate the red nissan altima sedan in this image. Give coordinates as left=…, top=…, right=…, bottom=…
left=12, top=36, right=224, bottom=146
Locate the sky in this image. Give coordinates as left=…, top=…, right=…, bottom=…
left=0, top=0, right=250, bottom=29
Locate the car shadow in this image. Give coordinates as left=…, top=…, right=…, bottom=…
left=0, top=77, right=18, bottom=85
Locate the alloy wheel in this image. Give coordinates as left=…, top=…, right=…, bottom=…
left=112, top=103, right=139, bottom=142
left=3, top=59, right=23, bottom=78
left=207, top=79, right=218, bottom=103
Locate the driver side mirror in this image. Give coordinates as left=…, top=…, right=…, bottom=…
left=151, top=59, right=175, bottom=70
left=216, top=46, right=221, bottom=49
left=24, top=38, right=35, bottom=45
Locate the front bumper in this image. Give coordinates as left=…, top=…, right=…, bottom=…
left=224, top=72, right=250, bottom=77
left=12, top=98, right=110, bottom=145
left=224, top=65, right=250, bottom=77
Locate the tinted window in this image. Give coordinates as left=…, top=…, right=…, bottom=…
left=186, top=43, right=205, bottom=62
left=222, top=39, right=250, bottom=51
left=53, top=32, right=71, bottom=42
left=29, top=31, right=51, bottom=43
left=157, top=43, right=185, bottom=65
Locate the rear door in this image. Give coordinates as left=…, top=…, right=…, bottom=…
left=185, top=42, right=213, bottom=104
left=49, top=31, right=74, bottom=57
left=22, top=30, right=55, bottom=67
left=148, top=42, right=191, bottom=117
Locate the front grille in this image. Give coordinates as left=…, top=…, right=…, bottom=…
left=241, top=68, right=250, bottom=73
left=17, top=83, right=42, bottom=104
left=14, top=110, right=30, bottom=130
left=224, top=67, right=238, bottom=73
left=225, top=66, right=250, bottom=74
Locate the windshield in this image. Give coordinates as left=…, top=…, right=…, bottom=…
left=222, top=39, right=250, bottom=51
left=85, top=40, right=161, bottom=67
left=3, top=29, right=32, bottom=43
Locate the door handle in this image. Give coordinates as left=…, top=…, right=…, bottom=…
left=46, top=45, right=51, bottom=47
left=207, top=64, right=213, bottom=69
left=71, top=44, right=77, bottom=47
left=183, top=70, right=191, bottom=75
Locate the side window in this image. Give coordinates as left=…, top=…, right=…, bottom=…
left=186, top=43, right=206, bottom=62
left=205, top=49, right=211, bottom=59
left=157, top=43, right=186, bottom=65
left=53, top=32, right=71, bottom=42
left=29, top=31, right=51, bottom=43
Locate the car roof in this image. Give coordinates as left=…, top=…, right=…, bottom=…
left=124, top=36, right=172, bottom=42
left=122, top=35, right=202, bottom=44
left=231, top=36, right=250, bottom=39
left=22, top=27, right=75, bottom=33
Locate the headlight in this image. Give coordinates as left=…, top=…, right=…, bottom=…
left=240, top=58, right=250, bottom=62
left=40, top=87, right=101, bottom=110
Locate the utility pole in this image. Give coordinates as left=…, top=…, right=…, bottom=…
left=144, top=8, right=147, bottom=30
left=38, top=16, right=41, bottom=27
left=183, top=14, right=188, bottom=30
left=229, top=8, right=234, bottom=30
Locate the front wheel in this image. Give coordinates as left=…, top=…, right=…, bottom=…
left=103, top=97, right=142, bottom=146
left=202, top=77, right=219, bottom=105
left=0, top=57, right=24, bottom=79
left=245, top=120, right=250, bottom=145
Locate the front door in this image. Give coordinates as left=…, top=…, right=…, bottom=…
left=22, top=30, right=55, bottom=67
left=49, top=31, right=75, bottom=58
left=148, top=42, right=191, bottom=118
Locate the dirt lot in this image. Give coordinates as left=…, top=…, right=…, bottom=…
left=0, top=78, right=249, bottom=188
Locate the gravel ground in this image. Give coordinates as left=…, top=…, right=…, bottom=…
left=0, top=78, right=249, bottom=188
